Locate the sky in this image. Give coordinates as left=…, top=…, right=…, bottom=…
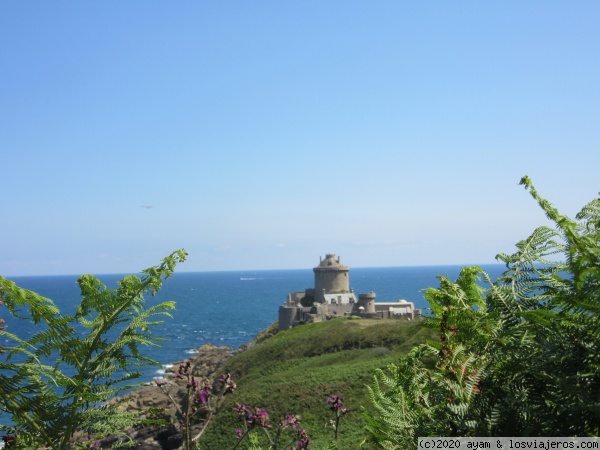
left=1, top=2, right=599, bottom=277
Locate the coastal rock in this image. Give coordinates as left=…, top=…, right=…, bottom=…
left=100, top=344, right=237, bottom=449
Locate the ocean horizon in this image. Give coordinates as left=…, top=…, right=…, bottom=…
left=3, top=263, right=506, bottom=369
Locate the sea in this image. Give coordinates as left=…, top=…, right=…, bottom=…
left=1, top=264, right=506, bottom=424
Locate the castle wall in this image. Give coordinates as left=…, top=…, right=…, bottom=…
left=323, top=292, right=356, bottom=305
left=287, top=292, right=306, bottom=305
left=373, top=300, right=420, bottom=320
left=278, top=305, right=302, bottom=330
left=325, top=303, right=354, bottom=316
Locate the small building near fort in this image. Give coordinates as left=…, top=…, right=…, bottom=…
left=278, top=254, right=421, bottom=330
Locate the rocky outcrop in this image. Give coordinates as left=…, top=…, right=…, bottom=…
left=101, top=344, right=238, bottom=450
left=95, top=323, right=278, bottom=449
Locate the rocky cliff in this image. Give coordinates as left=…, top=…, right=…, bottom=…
left=100, top=344, right=239, bottom=450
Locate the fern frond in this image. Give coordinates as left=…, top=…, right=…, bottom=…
left=0, top=250, right=188, bottom=449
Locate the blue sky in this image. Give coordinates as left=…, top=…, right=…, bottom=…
left=2, top=2, right=599, bottom=276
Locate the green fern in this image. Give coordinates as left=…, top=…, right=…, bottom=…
left=0, top=249, right=187, bottom=449
left=366, top=178, right=600, bottom=447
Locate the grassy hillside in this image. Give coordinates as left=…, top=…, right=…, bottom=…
left=198, top=317, right=437, bottom=450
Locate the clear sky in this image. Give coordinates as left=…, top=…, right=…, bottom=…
left=1, top=2, right=599, bottom=277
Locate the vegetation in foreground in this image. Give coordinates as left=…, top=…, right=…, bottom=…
left=365, top=177, right=600, bottom=448
left=0, top=250, right=188, bottom=449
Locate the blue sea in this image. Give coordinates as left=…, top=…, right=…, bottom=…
left=1, top=265, right=505, bottom=406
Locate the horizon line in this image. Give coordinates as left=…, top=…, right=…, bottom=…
left=4, top=262, right=508, bottom=279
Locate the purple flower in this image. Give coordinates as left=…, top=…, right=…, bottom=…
left=247, top=407, right=273, bottom=429
left=194, top=388, right=211, bottom=404
left=327, top=394, right=348, bottom=414
left=295, top=427, right=312, bottom=449
left=154, top=379, right=168, bottom=387
left=282, top=414, right=301, bottom=430
left=235, top=428, right=244, bottom=440
left=217, top=373, right=228, bottom=383
left=233, top=403, right=251, bottom=415
left=218, top=373, right=237, bottom=395
left=187, top=376, right=200, bottom=390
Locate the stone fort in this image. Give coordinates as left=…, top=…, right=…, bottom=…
left=278, top=254, right=421, bottom=330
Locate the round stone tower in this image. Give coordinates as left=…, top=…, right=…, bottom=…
left=313, top=254, right=350, bottom=303
left=358, top=292, right=376, bottom=314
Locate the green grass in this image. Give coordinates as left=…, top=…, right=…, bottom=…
left=197, top=317, right=436, bottom=450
